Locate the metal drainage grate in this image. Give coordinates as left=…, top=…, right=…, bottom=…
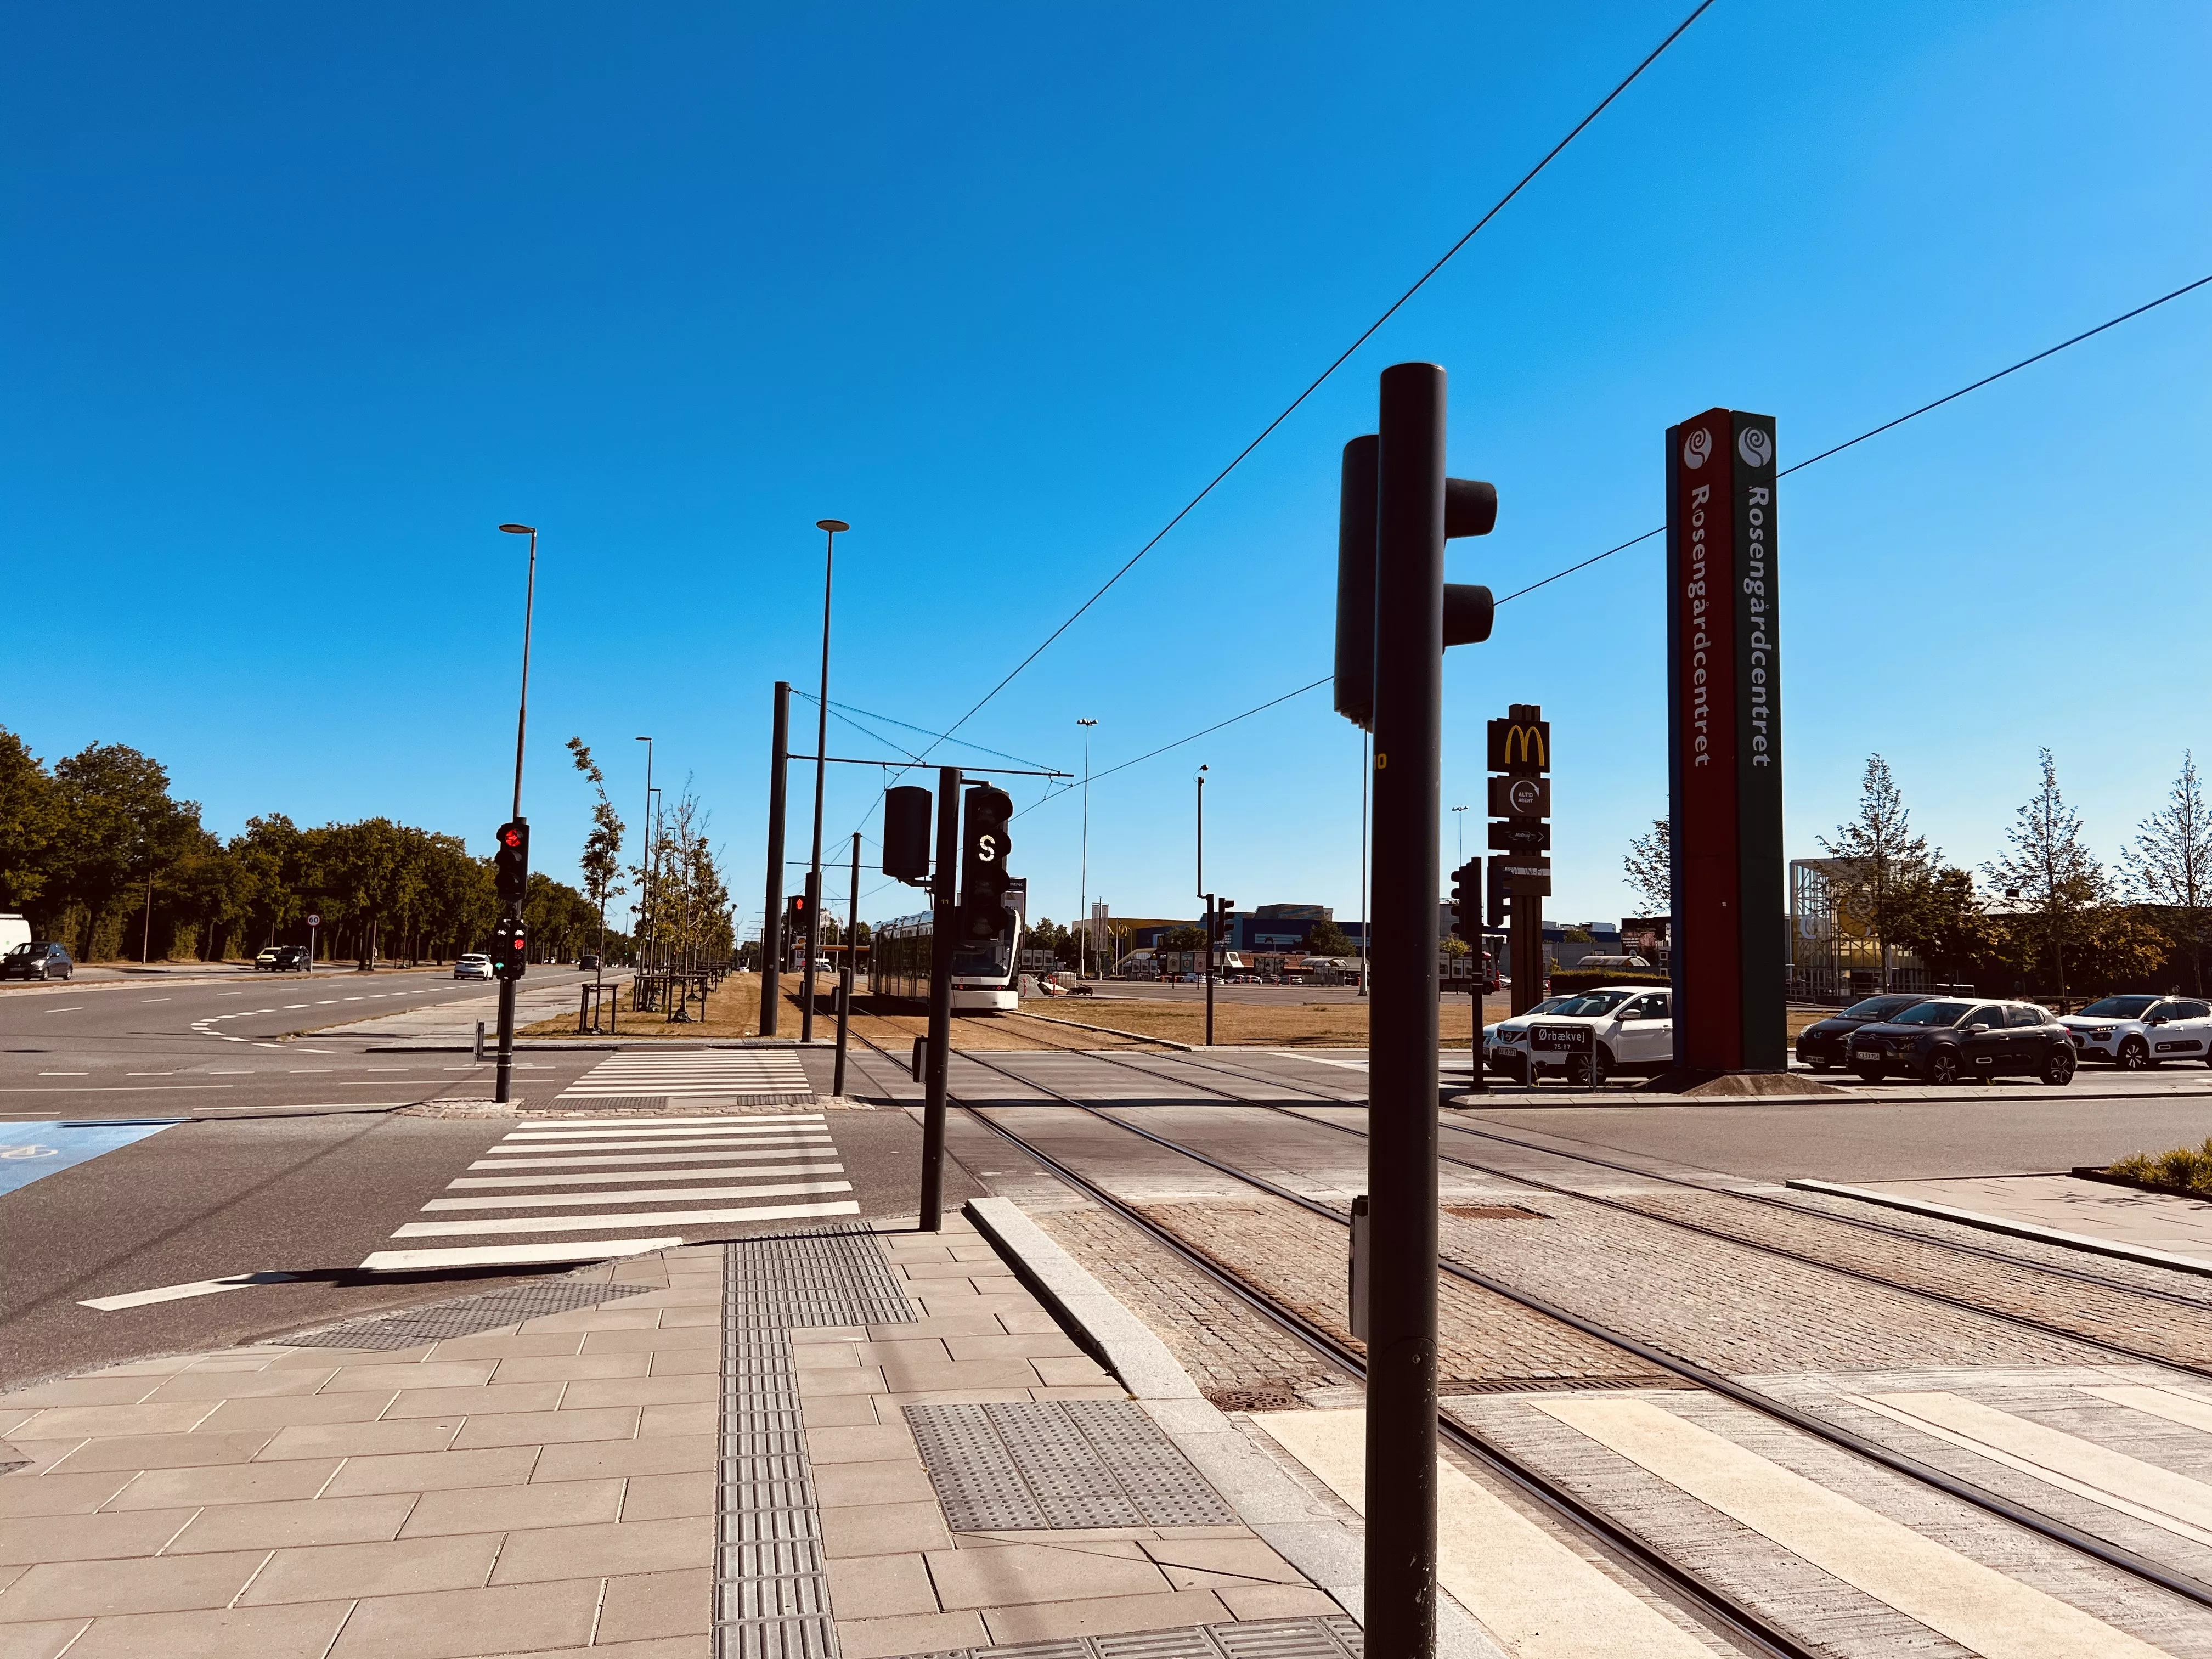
left=728, top=1226, right=915, bottom=1331
left=888, top=1615, right=1362, bottom=1659
left=906, top=1400, right=1236, bottom=1531
left=272, top=1280, right=655, bottom=1350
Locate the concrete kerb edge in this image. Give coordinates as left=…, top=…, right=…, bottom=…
left=1787, top=1177, right=2212, bottom=1278
left=961, top=1195, right=1393, bottom=1633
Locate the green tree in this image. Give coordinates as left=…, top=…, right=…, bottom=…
left=0, top=727, right=58, bottom=913
left=1622, top=817, right=1671, bottom=913
left=1983, top=749, right=2108, bottom=1000
left=47, top=742, right=204, bottom=960
left=1888, top=866, right=2002, bottom=986
left=1818, top=755, right=1938, bottom=988
left=567, top=738, right=627, bottom=961
left=2124, top=752, right=2212, bottom=995
left=1306, top=920, right=1354, bottom=957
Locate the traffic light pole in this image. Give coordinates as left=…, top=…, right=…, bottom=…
left=494, top=526, right=537, bottom=1107
left=1368, top=363, right=1443, bottom=1659
left=919, top=766, right=960, bottom=1232
left=834, top=831, right=858, bottom=1099
left=1203, top=897, right=1215, bottom=1048
left=761, top=682, right=789, bottom=1035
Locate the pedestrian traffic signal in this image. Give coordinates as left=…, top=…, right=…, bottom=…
left=1449, top=861, right=1480, bottom=943
left=959, top=785, right=1015, bottom=940
left=493, top=819, right=530, bottom=909
left=490, top=920, right=527, bottom=980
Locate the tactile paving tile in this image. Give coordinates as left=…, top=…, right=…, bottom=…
left=729, top=1224, right=916, bottom=1330
left=905, top=1401, right=1235, bottom=1531
left=271, top=1279, right=654, bottom=1350
left=717, top=1227, right=913, bottom=1659
left=887, top=1616, right=1362, bottom=1659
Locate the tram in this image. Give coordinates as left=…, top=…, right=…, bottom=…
left=870, top=904, right=1024, bottom=1012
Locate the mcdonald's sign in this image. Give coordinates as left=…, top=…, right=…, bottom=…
left=1664, top=407, right=1785, bottom=1074
left=1486, top=716, right=1550, bottom=774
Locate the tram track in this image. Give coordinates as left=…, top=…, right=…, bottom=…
left=838, top=1026, right=1818, bottom=1658
left=990, top=1031, right=2212, bottom=1341
left=847, top=1031, right=2212, bottom=1620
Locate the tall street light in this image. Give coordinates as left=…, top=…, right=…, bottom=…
left=493, top=523, right=538, bottom=1104
left=1452, top=804, right=1467, bottom=865
left=802, top=518, right=848, bottom=1043
left=634, top=737, right=653, bottom=965
left=1076, top=718, right=1097, bottom=980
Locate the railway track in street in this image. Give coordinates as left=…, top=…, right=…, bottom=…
left=843, top=1028, right=2212, bottom=1644
left=842, top=1027, right=1820, bottom=1659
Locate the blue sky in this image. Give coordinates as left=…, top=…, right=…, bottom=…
left=6, top=2, right=2208, bottom=938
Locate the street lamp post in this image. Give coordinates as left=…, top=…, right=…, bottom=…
left=802, top=518, right=849, bottom=1043
left=494, top=523, right=538, bottom=1105
left=635, top=737, right=653, bottom=975
left=1076, top=718, right=1097, bottom=980
left=1452, top=804, right=1467, bottom=864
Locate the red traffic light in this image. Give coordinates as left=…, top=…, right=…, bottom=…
left=501, top=827, right=523, bottom=848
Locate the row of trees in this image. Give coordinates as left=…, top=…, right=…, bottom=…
left=1623, top=751, right=2212, bottom=997
left=0, top=724, right=616, bottom=965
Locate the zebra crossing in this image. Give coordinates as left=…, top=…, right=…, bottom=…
left=548, top=1046, right=814, bottom=1108
left=359, top=1110, right=857, bottom=1271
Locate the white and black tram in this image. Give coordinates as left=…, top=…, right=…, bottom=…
left=871, top=896, right=1024, bottom=1014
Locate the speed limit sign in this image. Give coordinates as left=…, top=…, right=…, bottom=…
left=307, top=913, right=322, bottom=927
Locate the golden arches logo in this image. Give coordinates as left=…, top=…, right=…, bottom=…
left=1500, top=725, right=1547, bottom=767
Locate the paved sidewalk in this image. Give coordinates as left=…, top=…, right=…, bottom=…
left=0, top=1215, right=1347, bottom=1659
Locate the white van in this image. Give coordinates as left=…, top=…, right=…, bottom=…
left=0, top=915, right=30, bottom=957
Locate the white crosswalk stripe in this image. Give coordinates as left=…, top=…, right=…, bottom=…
left=357, top=1110, right=856, bottom=1271
left=550, top=1048, right=813, bottom=1104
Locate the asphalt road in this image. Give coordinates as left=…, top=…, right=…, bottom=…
left=0, top=964, right=608, bottom=1119
left=0, top=1093, right=969, bottom=1391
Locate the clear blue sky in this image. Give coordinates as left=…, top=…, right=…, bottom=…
left=7, top=2, right=2208, bottom=938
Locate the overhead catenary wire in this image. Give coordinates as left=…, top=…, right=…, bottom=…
left=884, top=1, right=1718, bottom=772
left=1008, top=268, right=2212, bottom=808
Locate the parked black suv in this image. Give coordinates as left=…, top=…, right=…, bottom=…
left=1, top=942, right=74, bottom=981
left=1795, top=993, right=1933, bottom=1071
left=1848, top=998, right=2076, bottom=1086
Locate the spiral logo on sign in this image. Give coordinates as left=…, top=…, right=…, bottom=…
left=1737, top=426, right=1773, bottom=470
left=1681, top=428, right=1712, bottom=470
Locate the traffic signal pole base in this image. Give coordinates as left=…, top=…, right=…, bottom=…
left=493, top=977, right=517, bottom=1104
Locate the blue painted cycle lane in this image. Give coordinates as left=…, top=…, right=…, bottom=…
left=0, top=1120, right=183, bottom=1197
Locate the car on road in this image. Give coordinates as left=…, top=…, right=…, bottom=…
left=1484, top=986, right=1673, bottom=1085
left=1794, top=993, right=1934, bottom=1071
left=2, top=941, right=74, bottom=981
left=2057, top=995, right=2212, bottom=1069
left=255, top=945, right=310, bottom=972
left=454, top=953, right=494, bottom=981
left=579, top=953, right=601, bottom=971
left=1847, top=998, right=2075, bottom=1085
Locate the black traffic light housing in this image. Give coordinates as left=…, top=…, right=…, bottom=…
left=1448, top=862, right=1480, bottom=943
left=959, top=785, right=1014, bottom=940
left=490, top=919, right=528, bottom=981
left=1211, top=899, right=1236, bottom=943
left=493, top=819, right=530, bottom=910
left=1334, top=441, right=1498, bottom=730
left=882, top=786, right=933, bottom=885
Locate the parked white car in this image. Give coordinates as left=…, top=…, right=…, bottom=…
left=2058, top=995, right=2212, bottom=1069
left=454, top=953, right=494, bottom=981
left=1485, top=986, right=1673, bottom=1084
